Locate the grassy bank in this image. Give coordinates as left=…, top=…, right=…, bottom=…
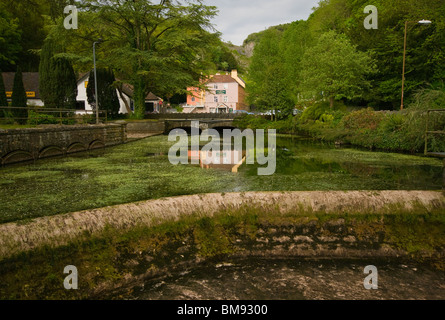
left=235, top=102, right=445, bottom=154
left=0, top=198, right=444, bottom=300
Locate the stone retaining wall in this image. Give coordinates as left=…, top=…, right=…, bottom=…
left=0, top=123, right=127, bottom=165
left=125, top=120, right=166, bottom=134
left=0, top=191, right=444, bottom=299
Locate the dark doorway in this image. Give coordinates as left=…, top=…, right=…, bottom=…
left=145, top=102, right=155, bottom=113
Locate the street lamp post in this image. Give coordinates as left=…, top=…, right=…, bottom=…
left=93, top=39, right=103, bottom=124
left=401, top=20, right=431, bottom=110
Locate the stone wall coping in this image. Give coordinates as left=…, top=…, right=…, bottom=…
left=0, top=123, right=126, bottom=136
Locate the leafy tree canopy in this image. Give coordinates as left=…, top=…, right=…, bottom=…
left=299, top=30, right=375, bottom=108
left=48, top=0, right=219, bottom=118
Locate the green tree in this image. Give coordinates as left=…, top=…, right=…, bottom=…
left=247, top=28, right=293, bottom=117
left=257, top=65, right=295, bottom=120
left=53, top=56, right=77, bottom=109
left=0, top=71, right=8, bottom=118
left=39, top=38, right=59, bottom=108
left=52, top=0, right=219, bottom=119
left=0, top=71, right=7, bottom=107
left=280, top=20, right=314, bottom=104
left=39, top=38, right=77, bottom=109
left=11, top=66, right=28, bottom=124
left=306, top=0, right=445, bottom=108
left=210, top=43, right=240, bottom=72
left=0, top=0, right=46, bottom=71
left=87, top=68, right=120, bottom=117
left=0, top=7, right=22, bottom=71
left=299, top=30, right=375, bottom=108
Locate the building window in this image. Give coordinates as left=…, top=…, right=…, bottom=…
left=191, top=97, right=195, bottom=102
left=214, top=96, right=218, bottom=102
left=214, top=84, right=218, bottom=89
left=224, top=84, right=228, bottom=89
left=224, top=96, right=228, bottom=103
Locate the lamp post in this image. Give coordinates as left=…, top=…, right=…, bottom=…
left=401, top=20, right=431, bottom=110
left=93, top=39, right=103, bottom=124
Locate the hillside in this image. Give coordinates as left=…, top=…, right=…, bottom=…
left=225, top=23, right=291, bottom=72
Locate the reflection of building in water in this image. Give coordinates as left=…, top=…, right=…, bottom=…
left=188, top=149, right=245, bottom=172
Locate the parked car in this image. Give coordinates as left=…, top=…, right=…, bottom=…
left=233, top=110, right=255, bottom=115
left=264, top=110, right=281, bottom=115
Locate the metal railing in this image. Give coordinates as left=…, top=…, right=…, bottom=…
left=0, top=106, right=108, bottom=126
left=425, top=109, right=445, bottom=158
left=144, top=113, right=241, bottom=120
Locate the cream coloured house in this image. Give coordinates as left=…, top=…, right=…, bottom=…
left=184, top=70, right=248, bottom=114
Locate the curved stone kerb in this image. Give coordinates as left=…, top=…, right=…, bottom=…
left=0, top=191, right=443, bottom=260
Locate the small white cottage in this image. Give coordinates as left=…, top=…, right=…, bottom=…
left=75, top=72, right=133, bottom=115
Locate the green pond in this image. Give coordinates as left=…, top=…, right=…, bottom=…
left=0, top=134, right=443, bottom=224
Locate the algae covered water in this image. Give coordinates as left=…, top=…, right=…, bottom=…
left=0, top=135, right=443, bottom=224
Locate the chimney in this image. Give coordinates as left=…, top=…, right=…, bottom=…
left=230, top=69, right=245, bottom=88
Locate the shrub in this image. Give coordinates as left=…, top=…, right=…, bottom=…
left=409, top=83, right=445, bottom=111
left=27, top=110, right=59, bottom=125
left=341, top=108, right=384, bottom=130
left=380, top=113, right=405, bottom=132
left=233, top=114, right=269, bottom=130
left=299, top=101, right=330, bottom=123
left=299, top=101, right=347, bottom=124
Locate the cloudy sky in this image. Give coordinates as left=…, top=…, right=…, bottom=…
left=204, top=0, right=321, bottom=45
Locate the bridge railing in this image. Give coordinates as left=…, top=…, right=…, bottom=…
left=144, top=113, right=240, bottom=120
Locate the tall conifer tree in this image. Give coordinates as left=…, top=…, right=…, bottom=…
left=0, top=71, right=8, bottom=118
left=87, top=68, right=120, bottom=117
left=0, top=72, right=8, bottom=106
left=11, top=66, right=27, bottom=124
left=39, top=38, right=77, bottom=109
left=39, top=38, right=57, bottom=108
left=53, top=56, right=77, bottom=109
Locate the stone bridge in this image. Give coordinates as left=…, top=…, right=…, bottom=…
left=164, top=119, right=237, bottom=133
left=0, top=123, right=127, bottom=165
left=126, top=116, right=239, bottom=136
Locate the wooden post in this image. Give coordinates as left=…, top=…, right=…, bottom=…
left=401, top=21, right=408, bottom=110
left=443, top=158, right=445, bottom=191
left=425, top=110, right=430, bottom=155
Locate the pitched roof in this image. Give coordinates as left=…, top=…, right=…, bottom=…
left=1, top=72, right=41, bottom=99
left=146, top=92, right=161, bottom=101
left=207, top=74, right=237, bottom=84
left=76, top=71, right=159, bottom=100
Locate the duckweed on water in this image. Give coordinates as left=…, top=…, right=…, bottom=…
left=0, top=135, right=443, bottom=224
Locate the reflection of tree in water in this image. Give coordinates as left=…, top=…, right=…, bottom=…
left=244, top=136, right=443, bottom=190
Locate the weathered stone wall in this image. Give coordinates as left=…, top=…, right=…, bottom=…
left=0, top=191, right=443, bottom=299
left=0, top=191, right=443, bottom=260
left=125, top=119, right=237, bottom=135
left=125, top=120, right=166, bottom=134
left=0, top=123, right=127, bottom=165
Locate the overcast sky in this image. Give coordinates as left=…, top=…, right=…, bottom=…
left=204, top=0, right=321, bottom=45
